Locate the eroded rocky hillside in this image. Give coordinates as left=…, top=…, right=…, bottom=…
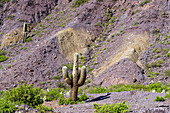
left=0, top=0, right=169, bottom=112
left=0, top=0, right=169, bottom=90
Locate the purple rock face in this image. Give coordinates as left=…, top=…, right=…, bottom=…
left=0, top=0, right=57, bottom=39
left=94, top=58, right=145, bottom=87
left=0, top=0, right=169, bottom=91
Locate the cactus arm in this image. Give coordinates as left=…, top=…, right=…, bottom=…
left=78, top=68, right=81, bottom=80
left=78, top=66, right=86, bottom=86
left=62, top=66, right=72, bottom=85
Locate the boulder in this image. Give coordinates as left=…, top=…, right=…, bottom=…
left=93, top=58, right=145, bottom=87
left=93, top=32, right=149, bottom=77
left=56, top=27, right=92, bottom=61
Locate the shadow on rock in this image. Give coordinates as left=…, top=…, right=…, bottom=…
left=85, top=93, right=111, bottom=103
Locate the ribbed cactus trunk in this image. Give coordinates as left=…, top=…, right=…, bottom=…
left=71, top=53, right=79, bottom=101
left=23, top=23, right=27, bottom=43
left=62, top=53, right=86, bottom=101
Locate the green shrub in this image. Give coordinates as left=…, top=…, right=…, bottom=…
left=53, top=75, right=60, bottom=80
left=20, top=47, right=27, bottom=50
left=0, top=55, right=8, bottom=62
left=93, top=101, right=129, bottom=113
left=150, top=62, right=161, bottom=68
left=164, top=70, right=170, bottom=76
left=42, top=82, right=45, bottom=85
left=165, top=91, right=170, bottom=99
left=154, top=72, right=159, bottom=76
left=111, top=34, right=115, bottom=38
left=88, top=86, right=107, bottom=94
left=158, top=59, right=164, bottom=64
left=5, top=14, right=14, bottom=21
left=152, top=48, right=157, bottom=52
left=87, top=82, right=169, bottom=94
left=120, top=30, right=125, bottom=35
left=35, top=105, right=53, bottom=112
left=165, top=53, right=170, bottom=57
left=58, top=93, right=88, bottom=105
left=0, top=32, right=3, bottom=35
left=3, top=84, right=43, bottom=107
left=63, top=64, right=73, bottom=70
left=18, top=19, right=24, bottom=22
left=0, top=98, right=17, bottom=113
left=45, top=88, right=64, bottom=101
left=72, top=0, right=89, bottom=7
left=152, top=27, right=160, bottom=34
left=0, top=84, right=63, bottom=112
left=25, top=37, right=32, bottom=43
left=162, top=48, right=170, bottom=54
left=0, top=50, right=6, bottom=56
left=58, top=96, right=77, bottom=105
left=154, top=96, right=165, bottom=102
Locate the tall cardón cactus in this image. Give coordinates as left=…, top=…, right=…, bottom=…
left=23, top=23, right=27, bottom=43
left=62, top=53, right=86, bottom=101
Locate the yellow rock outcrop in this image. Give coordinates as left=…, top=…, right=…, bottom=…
left=56, top=27, right=93, bottom=61
left=0, top=24, right=35, bottom=48
left=93, top=32, right=149, bottom=77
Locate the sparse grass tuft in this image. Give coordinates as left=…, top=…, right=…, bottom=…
left=93, top=101, right=129, bottom=113
left=87, top=82, right=169, bottom=94
left=58, top=93, right=88, bottom=105
left=72, top=0, right=89, bottom=7
left=154, top=96, right=165, bottom=102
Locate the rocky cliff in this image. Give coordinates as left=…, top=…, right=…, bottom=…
left=0, top=0, right=169, bottom=92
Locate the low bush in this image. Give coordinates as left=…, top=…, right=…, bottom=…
left=45, top=88, right=64, bottom=101
left=0, top=50, right=6, bottom=56
left=58, top=93, right=88, bottom=105
left=87, top=82, right=169, bottom=94
left=0, top=0, right=9, bottom=4
left=20, top=47, right=27, bottom=50
left=0, top=99, right=17, bottom=113
left=72, top=0, right=89, bottom=7
left=3, top=84, right=43, bottom=107
left=0, top=55, right=8, bottom=62
left=0, top=84, right=57, bottom=112
left=25, top=37, right=32, bottom=43
left=165, top=91, right=170, bottom=99
left=63, top=64, right=73, bottom=70
left=154, top=96, right=165, bottom=102
left=35, top=105, right=53, bottom=112
left=93, top=101, right=129, bottom=113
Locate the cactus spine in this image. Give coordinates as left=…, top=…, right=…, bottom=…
left=62, top=53, right=86, bottom=101
left=23, top=23, right=27, bottom=43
